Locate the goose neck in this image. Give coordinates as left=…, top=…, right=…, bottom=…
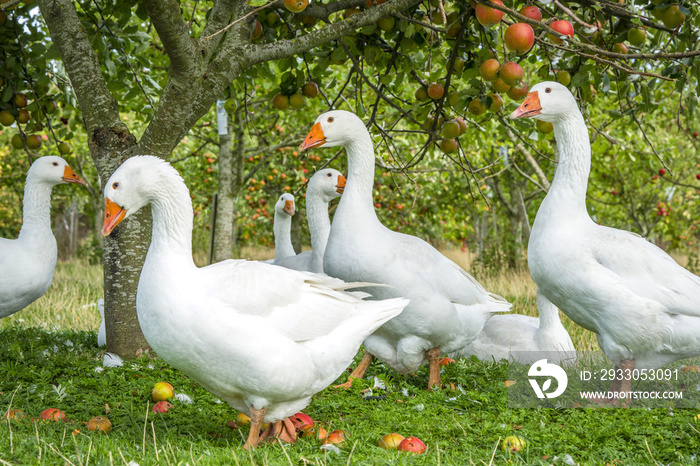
left=306, top=195, right=331, bottom=271
left=18, top=179, right=54, bottom=240
left=273, top=213, right=295, bottom=260
left=536, top=292, right=561, bottom=329
left=343, top=134, right=378, bottom=209
left=148, top=182, right=195, bottom=259
left=547, top=112, right=592, bottom=212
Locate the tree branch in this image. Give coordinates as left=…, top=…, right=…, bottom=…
left=142, top=0, right=202, bottom=78
left=475, top=0, right=699, bottom=61
left=243, top=0, right=422, bottom=66
left=200, top=0, right=240, bottom=60
left=37, top=0, right=125, bottom=137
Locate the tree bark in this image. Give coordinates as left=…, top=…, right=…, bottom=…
left=213, top=109, right=235, bottom=262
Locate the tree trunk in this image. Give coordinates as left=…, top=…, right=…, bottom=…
left=38, top=0, right=151, bottom=357
left=213, top=107, right=245, bottom=262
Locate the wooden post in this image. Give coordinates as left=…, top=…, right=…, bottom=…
left=207, top=193, right=218, bottom=265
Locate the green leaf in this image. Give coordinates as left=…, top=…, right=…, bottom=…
left=571, top=71, right=589, bottom=88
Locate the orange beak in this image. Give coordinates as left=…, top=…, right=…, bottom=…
left=336, top=175, right=346, bottom=194
left=102, top=197, right=126, bottom=237
left=509, top=91, right=541, bottom=119
left=283, top=199, right=295, bottom=216
left=62, top=165, right=87, bottom=185
left=300, top=122, right=326, bottom=151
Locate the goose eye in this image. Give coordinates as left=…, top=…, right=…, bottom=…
left=112, top=182, right=119, bottom=189
left=327, top=117, right=334, bottom=123
left=327, top=172, right=332, bottom=177
left=52, top=162, right=59, bottom=166
left=545, top=88, right=552, bottom=93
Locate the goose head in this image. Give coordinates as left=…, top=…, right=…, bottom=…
left=300, top=110, right=366, bottom=150
left=509, top=81, right=577, bottom=123
left=28, top=156, right=86, bottom=186
left=102, top=156, right=181, bottom=237
left=275, top=193, right=295, bottom=217
left=308, top=168, right=346, bottom=200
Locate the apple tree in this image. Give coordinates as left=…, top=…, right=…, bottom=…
left=0, top=0, right=698, bottom=357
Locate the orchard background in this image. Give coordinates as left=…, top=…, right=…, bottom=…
left=0, top=0, right=698, bottom=357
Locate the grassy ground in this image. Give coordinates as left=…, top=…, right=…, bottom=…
left=1, top=255, right=699, bottom=464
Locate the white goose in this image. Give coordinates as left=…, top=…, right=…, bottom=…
left=97, top=298, right=106, bottom=347
left=301, top=111, right=512, bottom=388
left=272, top=193, right=296, bottom=263
left=0, top=156, right=86, bottom=318
left=101, top=156, right=407, bottom=449
left=451, top=289, right=576, bottom=365
left=274, top=168, right=346, bottom=273
left=511, top=82, right=700, bottom=397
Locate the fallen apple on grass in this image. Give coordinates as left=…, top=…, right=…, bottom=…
left=5, top=408, right=27, bottom=421
left=290, top=412, right=314, bottom=431
left=322, top=429, right=347, bottom=446
left=378, top=432, right=405, bottom=449
left=502, top=435, right=527, bottom=453
left=152, top=401, right=174, bottom=414
left=151, top=381, right=174, bottom=402
left=40, top=408, right=66, bottom=422
left=87, top=416, right=112, bottom=432
left=398, top=436, right=427, bottom=454
left=235, top=412, right=251, bottom=426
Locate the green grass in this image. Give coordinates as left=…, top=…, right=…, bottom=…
left=1, top=258, right=699, bottom=464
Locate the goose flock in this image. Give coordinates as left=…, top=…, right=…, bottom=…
left=3, top=82, right=700, bottom=447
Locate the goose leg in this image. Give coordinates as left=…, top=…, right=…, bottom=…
left=426, top=347, right=441, bottom=389
left=243, top=406, right=266, bottom=450
left=260, top=418, right=297, bottom=444
left=586, top=359, right=635, bottom=407
left=616, top=359, right=634, bottom=407
left=334, top=352, right=375, bottom=389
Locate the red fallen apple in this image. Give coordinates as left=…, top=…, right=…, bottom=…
left=438, top=357, right=455, bottom=366
left=398, top=436, right=427, bottom=454
left=322, top=429, right=347, bottom=446
left=151, top=381, right=174, bottom=402
left=290, top=412, right=314, bottom=430
left=378, top=432, right=405, bottom=449
left=87, top=416, right=112, bottom=432
left=40, top=408, right=66, bottom=422
left=152, top=401, right=174, bottom=414
left=519, top=5, right=542, bottom=22
left=548, top=20, right=574, bottom=44
left=504, top=23, right=535, bottom=54
left=474, top=0, right=503, bottom=27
